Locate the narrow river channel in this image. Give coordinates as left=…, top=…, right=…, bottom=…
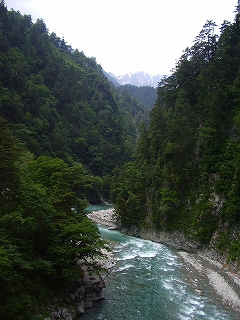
left=80, top=212, right=239, bottom=319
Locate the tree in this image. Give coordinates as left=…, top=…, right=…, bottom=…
left=0, top=121, right=107, bottom=319
left=0, top=117, right=23, bottom=215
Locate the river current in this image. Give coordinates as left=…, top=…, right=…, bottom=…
left=80, top=217, right=239, bottom=319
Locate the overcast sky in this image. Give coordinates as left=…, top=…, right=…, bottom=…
left=4, top=0, right=238, bottom=76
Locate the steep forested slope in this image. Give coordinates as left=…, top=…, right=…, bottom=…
left=119, top=84, right=157, bottom=109
left=0, top=4, right=147, bottom=178
left=111, top=11, right=240, bottom=266
left=0, top=3, right=151, bottom=318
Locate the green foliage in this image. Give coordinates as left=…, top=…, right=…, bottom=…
left=111, top=164, right=147, bottom=227
left=0, top=5, right=146, bottom=179
left=229, top=239, right=240, bottom=261
left=119, top=84, right=157, bottom=109
left=0, top=121, right=107, bottom=319
left=215, top=231, right=240, bottom=262
left=111, top=10, right=240, bottom=263
left=0, top=3, right=154, bottom=318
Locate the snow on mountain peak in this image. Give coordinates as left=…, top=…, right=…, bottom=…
left=112, top=71, right=164, bottom=88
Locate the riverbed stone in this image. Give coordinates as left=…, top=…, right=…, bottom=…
left=77, top=302, right=85, bottom=314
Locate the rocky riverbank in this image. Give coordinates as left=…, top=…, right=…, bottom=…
left=179, top=251, right=240, bottom=315
left=87, top=208, right=117, bottom=229
left=40, top=207, right=240, bottom=319
left=88, top=209, right=202, bottom=252
left=39, top=267, right=107, bottom=320
left=87, top=208, right=240, bottom=314
left=38, top=210, right=117, bottom=320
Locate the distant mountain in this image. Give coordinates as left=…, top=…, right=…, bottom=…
left=103, top=71, right=120, bottom=87
left=107, top=71, right=164, bottom=88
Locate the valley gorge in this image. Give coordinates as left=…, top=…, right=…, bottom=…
left=1, top=1, right=240, bottom=319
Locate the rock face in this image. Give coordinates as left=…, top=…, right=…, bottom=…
left=120, top=226, right=202, bottom=252
left=39, top=209, right=118, bottom=320
left=41, top=269, right=106, bottom=320
left=120, top=225, right=240, bottom=272
left=83, top=272, right=105, bottom=308
left=87, top=208, right=240, bottom=270
left=87, top=208, right=201, bottom=251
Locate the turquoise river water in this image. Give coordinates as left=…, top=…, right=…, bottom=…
left=80, top=209, right=239, bottom=320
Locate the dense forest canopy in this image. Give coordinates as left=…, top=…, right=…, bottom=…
left=0, top=116, right=107, bottom=319
left=111, top=8, right=240, bottom=264
left=118, top=84, right=157, bottom=109
left=0, top=2, right=149, bottom=179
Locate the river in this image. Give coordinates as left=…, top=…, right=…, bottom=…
left=80, top=215, right=239, bottom=319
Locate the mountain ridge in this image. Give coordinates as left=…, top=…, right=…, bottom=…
left=107, top=71, right=164, bottom=88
